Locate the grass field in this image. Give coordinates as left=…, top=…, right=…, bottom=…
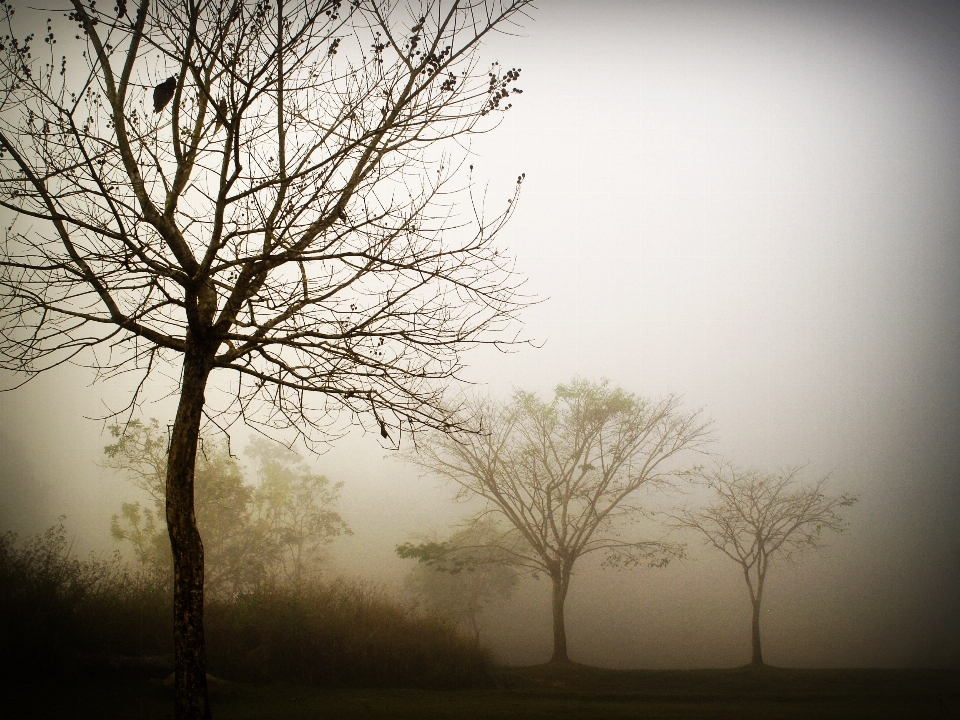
left=3, top=663, right=957, bottom=719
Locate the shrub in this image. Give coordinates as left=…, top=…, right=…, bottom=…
left=0, top=521, right=171, bottom=676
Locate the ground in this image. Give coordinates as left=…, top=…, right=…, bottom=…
left=2, top=663, right=957, bottom=719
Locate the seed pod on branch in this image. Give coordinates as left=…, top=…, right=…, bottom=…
left=153, top=76, right=176, bottom=113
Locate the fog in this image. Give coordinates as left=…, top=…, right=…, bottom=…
left=1, top=0, right=958, bottom=671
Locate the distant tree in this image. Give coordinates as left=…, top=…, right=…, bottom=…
left=0, top=0, right=533, bottom=714
left=106, top=419, right=277, bottom=597
left=110, top=501, right=170, bottom=585
left=397, top=518, right=518, bottom=641
left=106, top=420, right=350, bottom=595
left=405, top=378, right=709, bottom=663
left=105, top=420, right=173, bottom=584
left=195, top=440, right=272, bottom=596
left=246, top=437, right=351, bottom=588
left=670, top=464, right=857, bottom=666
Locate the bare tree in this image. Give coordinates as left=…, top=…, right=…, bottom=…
left=0, top=0, right=533, bottom=715
left=670, top=464, right=857, bottom=666
left=405, top=378, right=709, bottom=663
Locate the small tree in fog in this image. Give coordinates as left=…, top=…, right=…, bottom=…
left=670, top=464, right=857, bottom=666
left=405, top=378, right=709, bottom=663
left=398, top=518, right=518, bottom=641
left=106, top=420, right=271, bottom=596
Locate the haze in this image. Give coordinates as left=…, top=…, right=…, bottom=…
left=1, top=0, right=957, bottom=671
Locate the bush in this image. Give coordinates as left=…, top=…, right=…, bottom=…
left=0, top=521, right=171, bottom=676
left=0, top=521, right=490, bottom=687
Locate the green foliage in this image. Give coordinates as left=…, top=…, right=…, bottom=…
left=110, top=500, right=167, bottom=574
left=396, top=540, right=453, bottom=566
left=398, top=520, right=519, bottom=640
left=105, top=421, right=350, bottom=596
left=246, top=437, right=352, bottom=587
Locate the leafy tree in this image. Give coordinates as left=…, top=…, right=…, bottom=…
left=193, top=440, right=271, bottom=597
left=670, top=464, right=857, bottom=666
left=397, top=518, right=517, bottom=641
left=0, top=0, right=533, bottom=713
left=110, top=501, right=170, bottom=585
left=106, top=419, right=277, bottom=598
left=104, top=422, right=172, bottom=583
left=107, top=420, right=350, bottom=597
left=246, top=436, right=351, bottom=587
left=405, top=378, right=709, bottom=663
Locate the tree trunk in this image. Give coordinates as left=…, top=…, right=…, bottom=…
left=166, top=346, right=213, bottom=720
left=550, top=573, right=570, bottom=663
left=750, top=600, right=763, bottom=666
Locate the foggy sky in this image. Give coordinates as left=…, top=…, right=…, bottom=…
left=1, top=1, right=958, bottom=669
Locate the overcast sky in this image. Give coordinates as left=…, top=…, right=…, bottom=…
left=1, top=0, right=958, bottom=669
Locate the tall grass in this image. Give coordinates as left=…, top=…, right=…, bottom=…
left=0, top=522, right=490, bottom=687
left=207, top=582, right=490, bottom=687
left=0, top=521, right=171, bottom=675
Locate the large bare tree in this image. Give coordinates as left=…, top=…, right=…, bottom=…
left=670, top=464, right=857, bottom=666
left=0, top=0, right=533, bottom=715
left=405, top=378, right=709, bottom=663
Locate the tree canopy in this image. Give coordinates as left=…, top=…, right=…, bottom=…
left=106, top=419, right=351, bottom=597
left=0, top=0, right=532, bottom=439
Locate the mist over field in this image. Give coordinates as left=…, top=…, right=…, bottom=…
left=1, top=0, right=958, bottom=675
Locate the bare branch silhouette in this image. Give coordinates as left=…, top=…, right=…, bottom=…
left=669, top=464, right=857, bottom=666
left=0, top=1, right=534, bottom=715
